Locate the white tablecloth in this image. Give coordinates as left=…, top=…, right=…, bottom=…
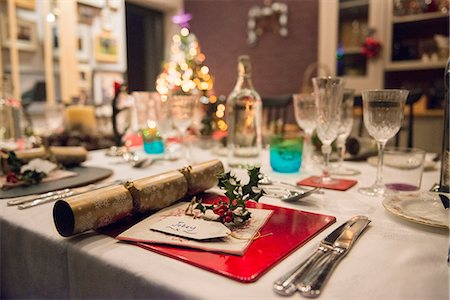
left=1, top=147, right=448, bottom=299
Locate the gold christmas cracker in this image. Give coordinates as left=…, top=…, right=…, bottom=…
left=181, top=159, right=225, bottom=195
left=1, top=146, right=87, bottom=173
left=48, top=146, right=88, bottom=166
left=128, top=170, right=188, bottom=213
left=53, top=159, right=225, bottom=237
left=53, top=185, right=134, bottom=237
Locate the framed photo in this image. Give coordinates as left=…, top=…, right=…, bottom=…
left=53, top=25, right=91, bottom=62
left=77, top=0, right=106, bottom=8
left=78, top=3, right=100, bottom=25
left=107, top=0, right=121, bottom=10
left=94, top=32, right=118, bottom=63
left=78, top=64, right=93, bottom=100
left=77, top=25, right=90, bottom=62
left=15, top=0, right=35, bottom=10
left=93, top=71, right=123, bottom=105
left=1, top=17, right=38, bottom=51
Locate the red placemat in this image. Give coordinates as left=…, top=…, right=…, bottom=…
left=103, top=193, right=335, bottom=283
left=297, top=176, right=357, bottom=191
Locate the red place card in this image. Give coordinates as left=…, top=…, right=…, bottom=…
left=102, top=193, right=335, bottom=283
left=297, top=176, right=357, bottom=191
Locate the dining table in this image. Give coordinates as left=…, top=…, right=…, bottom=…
left=0, top=144, right=448, bottom=299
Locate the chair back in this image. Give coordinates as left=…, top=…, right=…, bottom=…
left=261, top=94, right=293, bottom=135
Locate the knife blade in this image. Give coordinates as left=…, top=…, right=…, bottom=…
left=7, top=188, right=72, bottom=206
left=273, top=216, right=368, bottom=296
left=297, top=218, right=371, bottom=298
left=16, top=180, right=124, bottom=209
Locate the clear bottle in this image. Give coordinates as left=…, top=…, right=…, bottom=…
left=438, top=57, right=450, bottom=192
left=226, top=55, right=262, bottom=168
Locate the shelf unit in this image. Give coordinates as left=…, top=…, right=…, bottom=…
left=318, top=0, right=386, bottom=93
left=385, top=1, right=449, bottom=112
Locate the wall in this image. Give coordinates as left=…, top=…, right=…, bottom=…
left=184, top=0, right=319, bottom=98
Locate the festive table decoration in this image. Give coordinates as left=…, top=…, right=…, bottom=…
left=187, top=167, right=265, bottom=225
left=53, top=159, right=224, bottom=237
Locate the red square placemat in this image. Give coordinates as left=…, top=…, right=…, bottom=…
left=297, top=176, right=357, bottom=191
left=102, top=193, right=335, bottom=283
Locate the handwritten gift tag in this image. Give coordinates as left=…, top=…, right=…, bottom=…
left=150, top=216, right=231, bottom=240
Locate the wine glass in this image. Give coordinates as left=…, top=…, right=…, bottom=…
left=293, top=93, right=317, bottom=172
left=312, top=76, right=344, bottom=184
left=331, top=89, right=360, bottom=176
left=358, top=89, right=409, bottom=196
left=169, top=94, right=197, bottom=161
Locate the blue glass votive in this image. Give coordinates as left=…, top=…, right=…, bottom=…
left=270, top=135, right=303, bottom=173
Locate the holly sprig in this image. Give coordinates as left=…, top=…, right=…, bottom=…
left=193, top=167, right=265, bottom=224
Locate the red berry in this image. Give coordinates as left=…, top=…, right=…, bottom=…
left=6, top=172, right=19, bottom=183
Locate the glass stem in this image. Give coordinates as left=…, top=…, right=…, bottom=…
left=304, top=133, right=312, bottom=166
left=322, top=143, right=332, bottom=182
left=336, top=137, right=345, bottom=169
left=375, top=140, right=386, bottom=187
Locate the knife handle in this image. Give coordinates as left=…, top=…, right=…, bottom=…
left=297, top=249, right=343, bottom=298
left=273, top=247, right=330, bottom=296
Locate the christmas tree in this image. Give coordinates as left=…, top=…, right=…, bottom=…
left=156, top=13, right=227, bottom=136
left=156, top=13, right=213, bottom=99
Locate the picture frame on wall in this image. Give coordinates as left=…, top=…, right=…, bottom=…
left=93, top=71, right=123, bottom=105
left=77, top=0, right=106, bottom=8
left=94, top=32, right=119, bottom=63
left=1, top=16, right=38, bottom=51
left=78, top=64, right=93, bottom=102
left=53, top=24, right=91, bottom=62
left=15, top=0, right=36, bottom=10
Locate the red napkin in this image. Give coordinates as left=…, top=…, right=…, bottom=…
left=297, top=176, right=357, bottom=191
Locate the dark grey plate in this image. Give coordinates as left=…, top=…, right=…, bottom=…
left=0, top=166, right=113, bottom=199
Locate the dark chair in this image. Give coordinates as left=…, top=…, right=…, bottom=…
left=354, top=88, right=423, bottom=148
left=261, top=94, right=293, bottom=134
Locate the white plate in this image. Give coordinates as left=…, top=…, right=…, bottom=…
left=383, top=192, right=449, bottom=229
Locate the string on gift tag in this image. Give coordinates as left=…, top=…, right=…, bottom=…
left=228, top=231, right=273, bottom=241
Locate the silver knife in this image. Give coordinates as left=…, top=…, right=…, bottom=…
left=16, top=180, right=123, bottom=209
left=7, top=188, right=72, bottom=206
left=273, top=216, right=368, bottom=296
left=297, top=218, right=371, bottom=298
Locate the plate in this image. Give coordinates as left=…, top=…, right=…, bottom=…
left=0, top=166, right=113, bottom=199
left=383, top=192, right=449, bottom=228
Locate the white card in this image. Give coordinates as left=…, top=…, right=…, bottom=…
left=150, top=216, right=231, bottom=240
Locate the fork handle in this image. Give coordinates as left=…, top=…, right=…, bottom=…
left=273, top=248, right=328, bottom=296
left=297, top=250, right=343, bottom=298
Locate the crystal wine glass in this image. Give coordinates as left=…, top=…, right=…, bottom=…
left=169, top=94, right=197, bottom=161
left=312, top=76, right=344, bottom=184
left=331, top=89, right=360, bottom=176
left=358, top=89, right=408, bottom=196
left=293, top=93, right=317, bottom=172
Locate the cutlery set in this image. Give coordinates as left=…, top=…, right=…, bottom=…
left=274, top=216, right=371, bottom=297
left=6, top=179, right=124, bottom=209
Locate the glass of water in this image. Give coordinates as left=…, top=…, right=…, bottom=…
left=358, top=89, right=409, bottom=196
left=293, top=92, right=317, bottom=172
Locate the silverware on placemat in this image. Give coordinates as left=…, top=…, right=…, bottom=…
left=273, top=216, right=370, bottom=297
left=7, top=179, right=124, bottom=209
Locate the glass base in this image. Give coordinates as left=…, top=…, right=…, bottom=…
left=331, top=167, right=361, bottom=176
left=358, top=184, right=385, bottom=197
left=313, top=176, right=340, bottom=186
